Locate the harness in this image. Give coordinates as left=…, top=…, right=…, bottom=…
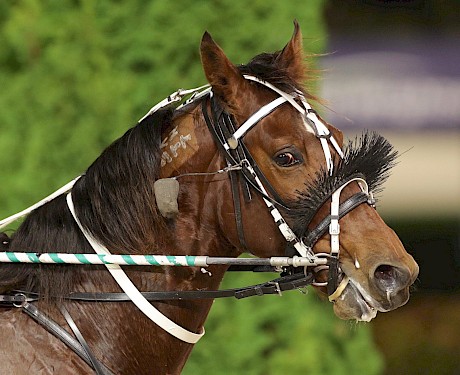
left=0, top=75, right=376, bottom=374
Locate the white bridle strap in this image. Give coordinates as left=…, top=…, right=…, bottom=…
left=226, top=96, right=287, bottom=150
left=329, top=178, right=369, bottom=257
left=242, top=75, right=343, bottom=173
left=243, top=75, right=308, bottom=116
left=66, top=193, right=205, bottom=344
left=0, top=176, right=82, bottom=230
left=301, top=100, right=344, bottom=158
left=139, top=84, right=211, bottom=123
left=241, top=162, right=314, bottom=260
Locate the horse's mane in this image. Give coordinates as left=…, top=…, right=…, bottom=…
left=72, top=109, right=173, bottom=255
left=0, top=109, right=173, bottom=297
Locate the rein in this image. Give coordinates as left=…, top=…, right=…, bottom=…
left=1, top=272, right=314, bottom=305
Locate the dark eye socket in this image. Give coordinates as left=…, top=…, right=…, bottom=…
left=274, top=150, right=302, bottom=167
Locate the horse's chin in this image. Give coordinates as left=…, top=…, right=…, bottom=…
left=330, top=264, right=413, bottom=322
left=332, top=279, right=379, bottom=322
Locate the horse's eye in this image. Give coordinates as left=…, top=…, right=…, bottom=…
left=274, top=151, right=301, bottom=167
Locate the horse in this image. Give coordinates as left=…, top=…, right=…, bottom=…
left=0, top=22, right=419, bottom=374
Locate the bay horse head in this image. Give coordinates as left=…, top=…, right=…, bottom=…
left=195, top=22, right=419, bottom=321
left=0, top=22, right=419, bottom=374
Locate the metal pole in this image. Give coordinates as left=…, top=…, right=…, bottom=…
left=0, top=252, right=326, bottom=267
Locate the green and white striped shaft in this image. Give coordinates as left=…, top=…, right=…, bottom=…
left=0, top=252, right=324, bottom=267
left=0, top=252, right=205, bottom=266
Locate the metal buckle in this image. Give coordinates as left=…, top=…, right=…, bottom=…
left=12, top=293, right=28, bottom=308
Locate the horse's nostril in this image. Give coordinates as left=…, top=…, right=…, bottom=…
left=373, top=264, right=410, bottom=292
left=374, top=264, right=397, bottom=282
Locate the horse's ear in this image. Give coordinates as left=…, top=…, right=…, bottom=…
left=200, top=31, right=245, bottom=110
left=276, top=20, right=305, bottom=83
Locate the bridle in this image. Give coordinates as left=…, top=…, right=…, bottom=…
left=200, top=74, right=375, bottom=294
left=0, top=74, right=377, bottom=374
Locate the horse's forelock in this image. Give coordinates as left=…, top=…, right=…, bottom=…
left=238, top=52, right=300, bottom=93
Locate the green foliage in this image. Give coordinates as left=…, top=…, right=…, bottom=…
left=0, top=1, right=383, bottom=374
left=0, top=0, right=327, bottom=215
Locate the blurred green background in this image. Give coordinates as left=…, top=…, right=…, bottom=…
left=1, top=1, right=458, bottom=374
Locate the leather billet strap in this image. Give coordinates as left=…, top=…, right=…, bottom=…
left=60, top=306, right=107, bottom=375
left=21, top=302, right=113, bottom=375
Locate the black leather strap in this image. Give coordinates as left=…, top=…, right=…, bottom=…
left=202, top=97, right=249, bottom=251
left=302, top=192, right=369, bottom=248
left=3, top=272, right=313, bottom=305
left=326, top=257, right=339, bottom=297
left=66, top=272, right=313, bottom=301
left=22, top=303, right=113, bottom=375
left=229, top=169, right=249, bottom=251
left=60, top=306, right=107, bottom=375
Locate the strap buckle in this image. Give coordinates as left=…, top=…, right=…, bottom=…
left=12, top=293, right=28, bottom=308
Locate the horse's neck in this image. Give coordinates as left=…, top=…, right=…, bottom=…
left=69, top=261, right=228, bottom=374
left=73, top=106, right=237, bottom=373
left=63, top=188, right=233, bottom=372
